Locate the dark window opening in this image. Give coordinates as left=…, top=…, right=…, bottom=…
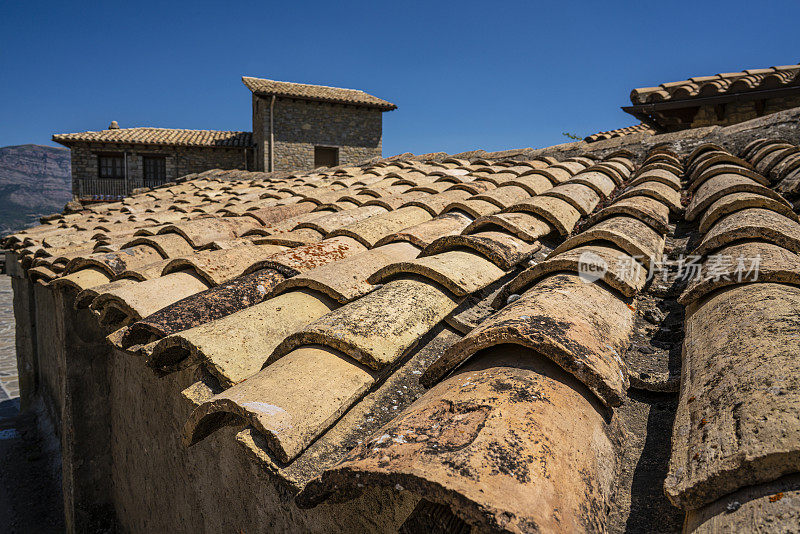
left=143, top=156, right=167, bottom=187
left=314, top=146, right=339, bottom=168
left=98, top=154, right=125, bottom=179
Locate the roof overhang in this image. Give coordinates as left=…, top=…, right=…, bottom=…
left=251, top=91, right=397, bottom=111
left=242, top=76, right=397, bottom=111
left=51, top=136, right=255, bottom=150
left=623, top=84, right=800, bottom=130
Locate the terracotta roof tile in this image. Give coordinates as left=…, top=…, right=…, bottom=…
left=8, top=117, right=800, bottom=532
left=585, top=123, right=656, bottom=142
left=52, top=127, right=253, bottom=147
left=297, top=345, right=619, bottom=532
left=242, top=76, right=396, bottom=110
left=423, top=230, right=542, bottom=271
left=630, top=63, right=800, bottom=104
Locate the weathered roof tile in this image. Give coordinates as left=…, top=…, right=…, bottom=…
left=161, top=244, right=289, bottom=286
left=540, top=182, right=601, bottom=216
left=549, top=215, right=665, bottom=270
left=92, top=271, right=210, bottom=329
left=587, top=195, right=671, bottom=235
left=697, top=191, right=798, bottom=234
left=423, top=230, right=541, bottom=271
left=330, top=206, right=434, bottom=248
left=185, top=345, right=374, bottom=463
left=123, top=267, right=287, bottom=347
left=242, top=76, right=396, bottom=110
left=9, top=121, right=800, bottom=533
left=679, top=240, right=800, bottom=305
left=463, top=211, right=553, bottom=242
left=53, top=127, right=253, bottom=148
left=666, top=283, right=800, bottom=509
left=686, top=173, right=785, bottom=220
left=692, top=208, right=800, bottom=257
left=630, top=63, right=800, bottom=104
left=618, top=180, right=683, bottom=213
left=369, top=250, right=505, bottom=297
left=424, top=272, right=633, bottom=407
left=149, top=289, right=338, bottom=385
left=503, top=244, right=647, bottom=299
left=297, top=346, right=619, bottom=533
left=373, top=212, right=472, bottom=249
left=505, top=195, right=581, bottom=236
left=273, top=242, right=421, bottom=303
left=272, top=278, right=458, bottom=371
left=585, top=123, right=656, bottom=142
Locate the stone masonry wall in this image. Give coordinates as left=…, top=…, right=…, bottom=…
left=252, top=96, right=383, bottom=172
left=69, top=144, right=251, bottom=197
left=690, top=94, right=800, bottom=128
left=108, top=348, right=415, bottom=533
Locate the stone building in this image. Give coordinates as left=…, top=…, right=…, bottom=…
left=585, top=62, right=800, bottom=142
left=53, top=78, right=396, bottom=198
left=53, top=125, right=254, bottom=198
left=244, top=76, right=396, bottom=172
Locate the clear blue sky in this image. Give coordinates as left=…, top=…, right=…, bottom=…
left=2, top=0, right=798, bottom=156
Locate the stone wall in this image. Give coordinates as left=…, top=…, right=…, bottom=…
left=252, top=96, right=383, bottom=172
left=69, top=144, right=252, bottom=197
left=6, top=254, right=36, bottom=412
left=108, top=347, right=415, bottom=533
left=6, top=245, right=418, bottom=532
left=689, top=95, right=800, bottom=128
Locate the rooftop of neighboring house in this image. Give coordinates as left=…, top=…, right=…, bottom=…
left=629, top=63, right=800, bottom=105
left=51, top=76, right=396, bottom=153
left=242, top=76, right=397, bottom=110
left=584, top=123, right=656, bottom=143
left=583, top=61, right=800, bottom=142
left=52, top=124, right=253, bottom=148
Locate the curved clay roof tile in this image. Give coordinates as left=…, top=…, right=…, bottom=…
left=728, top=76, right=759, bottom=92
left=692, top=208, right=800, bottom=257
left=669, top=83, right=699, bottom=100
left=666, top=283, right=800, bottom=509
left=296, top=345, right=620, bottom=532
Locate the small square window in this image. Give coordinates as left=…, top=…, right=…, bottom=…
left=143, top=156, right=167, bottom=187
left=98, top=154, right=125, bottom=179
left=314, top=146, right=339, bottom=168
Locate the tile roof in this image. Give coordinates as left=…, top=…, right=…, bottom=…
left=52, top=127, right=253, bottom=148
left=630, top=63, right=800, bottom=104
left=242, top=76, right=397, bottom=110
left=5, top=108, right=800, bottom=532
left=585, top=122, right=656, bottom=142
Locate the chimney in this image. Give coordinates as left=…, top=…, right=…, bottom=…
left=109, top=120, right=120, bottom=130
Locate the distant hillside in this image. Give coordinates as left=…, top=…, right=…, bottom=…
left=0, top=144, right=71, bottom=235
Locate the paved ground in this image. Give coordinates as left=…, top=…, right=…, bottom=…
left=0, top=276, right=19, bottom=400
left=0, top=275, right=65, bottom=532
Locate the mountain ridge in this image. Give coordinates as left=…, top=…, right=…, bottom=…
left=0, top=144, right=71, bottom=235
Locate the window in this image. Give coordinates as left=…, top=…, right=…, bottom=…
left=314, top=146, right=339, bottom=168
left=98, top=154, right=125, bottom=179
left=143, top=156, right=167, bottom=186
